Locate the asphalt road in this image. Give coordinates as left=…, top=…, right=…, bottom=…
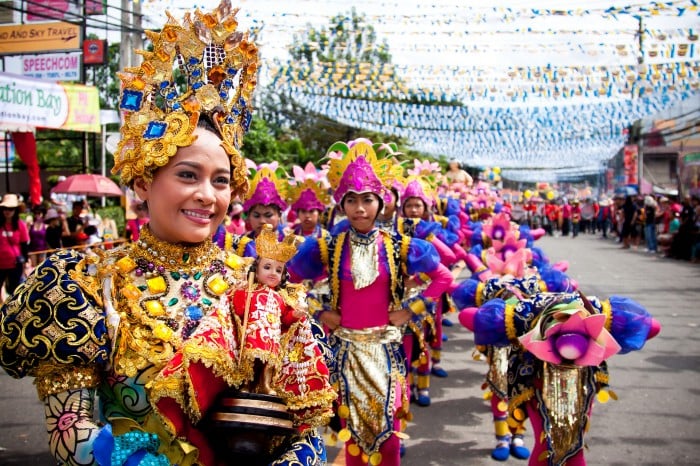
left=1, top=233, right=698, bottom=465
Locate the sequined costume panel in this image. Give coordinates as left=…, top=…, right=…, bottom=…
left=331, top=326, right=406, bottom=454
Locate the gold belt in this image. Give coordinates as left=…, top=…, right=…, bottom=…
left=334, top=325, right=402, bottom=344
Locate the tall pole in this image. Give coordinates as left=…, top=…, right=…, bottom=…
left=82, top=0, right=89, bottom=173
left=636, top=16, right=645, bottom=194
left=120, top=0, right=132, bottom=70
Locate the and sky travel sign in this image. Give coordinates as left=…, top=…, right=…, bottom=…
left=0, top=22, right=80, bottom=55
left=0, top=72, right=100, bottom=133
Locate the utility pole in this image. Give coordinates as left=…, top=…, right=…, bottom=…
left=636, top=16, right=645, bottom=193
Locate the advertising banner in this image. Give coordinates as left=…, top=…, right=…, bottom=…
left=680, top=152, right=700, bottom=197
left=0, top=22, right=80, bottom=55
left=0, top=72, right=100, bottom=133
left=4, top=52, right=81, bottom=81
left=623, top=144, right=638, bottom=185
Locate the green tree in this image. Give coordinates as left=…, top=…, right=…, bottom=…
left=288, top=8, right=391, bottom=65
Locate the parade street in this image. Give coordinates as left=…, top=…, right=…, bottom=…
left=2, top=233, right=699, bottom=466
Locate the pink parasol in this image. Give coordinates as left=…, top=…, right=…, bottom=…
left=51, top=174, right=123, bottom=197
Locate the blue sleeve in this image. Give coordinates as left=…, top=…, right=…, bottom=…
left=538, top=267, right=576, bottom=292
left=608, top=296, right=656, bottom=354
left=288, top=236, right=325, bottom=280
left=436, top=227, right=459, bottom=247
left=413, top=220, right=441, bottom=240
left=244, top=240, right=257, bottom=258
left=446, top=215, right=461, bottom=233
left=405, top=237, right=441, bottom=276
left=329, top=218, right=350, bottom=236
left=445, top=198, right=461, bottom=216
left=0, top=250, right=110, bottom=379
left=469, top=227, right=483, bottom=247
left=473, top=299, right=511, bottom=346
left=519, top=225, right=535, bottom=247
left=451, top=278, right=481, bottom=309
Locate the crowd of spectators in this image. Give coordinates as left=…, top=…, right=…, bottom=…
left=512, top=192, right=699, bottom=263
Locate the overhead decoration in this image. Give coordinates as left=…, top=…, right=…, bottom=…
left=141, top=1, right=700, bottom=181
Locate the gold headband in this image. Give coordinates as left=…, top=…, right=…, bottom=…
left=113, top=0, right=257, bottom=197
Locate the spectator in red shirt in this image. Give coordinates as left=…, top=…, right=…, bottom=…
left=0, top=194, right=30, bottom=301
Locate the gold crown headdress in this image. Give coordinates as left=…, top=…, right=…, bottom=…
left=113, top=0, right=257, bottom=197
left=255, top=224, right=302, bottom=263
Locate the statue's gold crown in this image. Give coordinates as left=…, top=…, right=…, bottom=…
left=113, top=0, right=257, bottom=197
left=255, top=224, right=302, bottom=263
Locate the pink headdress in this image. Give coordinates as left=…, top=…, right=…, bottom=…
left=288, top=162, right=330, bottom=212
left=243, top=166, right=288, bottom=212
left=326, top=139, right=398, bottom=204
left=401, top=176, right=435, bottom=209
left=519, top=301, right=621, bottom=367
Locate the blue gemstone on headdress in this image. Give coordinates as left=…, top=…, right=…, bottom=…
left=219, top=92, right=228, bottom=99
left=189, top=57, right=200, bottom=65
left=223, top=79, right=233, bottom=88
left=238, top=97, right=247, bottom=108
left=173, top=102, right=181, bottom=110
left=192, top=82, right=204, bottom=90
left=120, top=89, right=143, bottom=111
left=227, top=67, right=237, bottom=74
left=243, top=111, right=252, bottom=131
left=167, top=91, right=177, bottom=100
left=192, top=68, right=202, bottom=77
left=226, top=116, right=234, bottom=124
left=160, top=81, right=170, bottom=89
left=143, top=121, right=167, bottom=139
left=185, top=304, right=203, bottom=320
left=232, top=108, right=240, bottom=116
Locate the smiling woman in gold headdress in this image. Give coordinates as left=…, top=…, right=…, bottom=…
left=0, top=2, right=333, bottom=465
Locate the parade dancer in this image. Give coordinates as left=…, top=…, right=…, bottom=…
left=288, top=162, right=332, bottom=240
left=0, top=3, right=333, bottom=464
left=459, top=291, right=660, bottom=466
left=288, top=139, right=453, bottom=465
left=228, top=164, right=289, bottom=257
left=396, top=174, right=457, bottom=406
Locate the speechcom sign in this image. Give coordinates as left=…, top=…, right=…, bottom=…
left=0, top=21, right=80, bottom=55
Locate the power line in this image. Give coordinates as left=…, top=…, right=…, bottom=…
left=0, top=0, right=147, bottom=34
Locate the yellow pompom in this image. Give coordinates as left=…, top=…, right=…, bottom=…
left=338, top=405, right=350, bottom=419
left=338, top=428, right=352, bottom=443
left=369, top=452, right=383, bottom=465
left=347, top=444, right=361, bottom=456
left=513, top=408, right=526, bottom=421
left=497, top=401, right=508, bottom=412
left=361, top=453, right=369, bottom=464
left=597, top=390, right=610, bottom=404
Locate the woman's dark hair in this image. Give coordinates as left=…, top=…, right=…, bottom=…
left=197, top=110, right=224, bottom=138
left=248, top=257, right=289, bottom=288
left=2, top=206, right=21, bottom=230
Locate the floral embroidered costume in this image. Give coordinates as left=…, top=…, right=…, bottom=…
left=0, top=3, right=333, bottom=465
left=288, top=140, right=453, bottom=466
